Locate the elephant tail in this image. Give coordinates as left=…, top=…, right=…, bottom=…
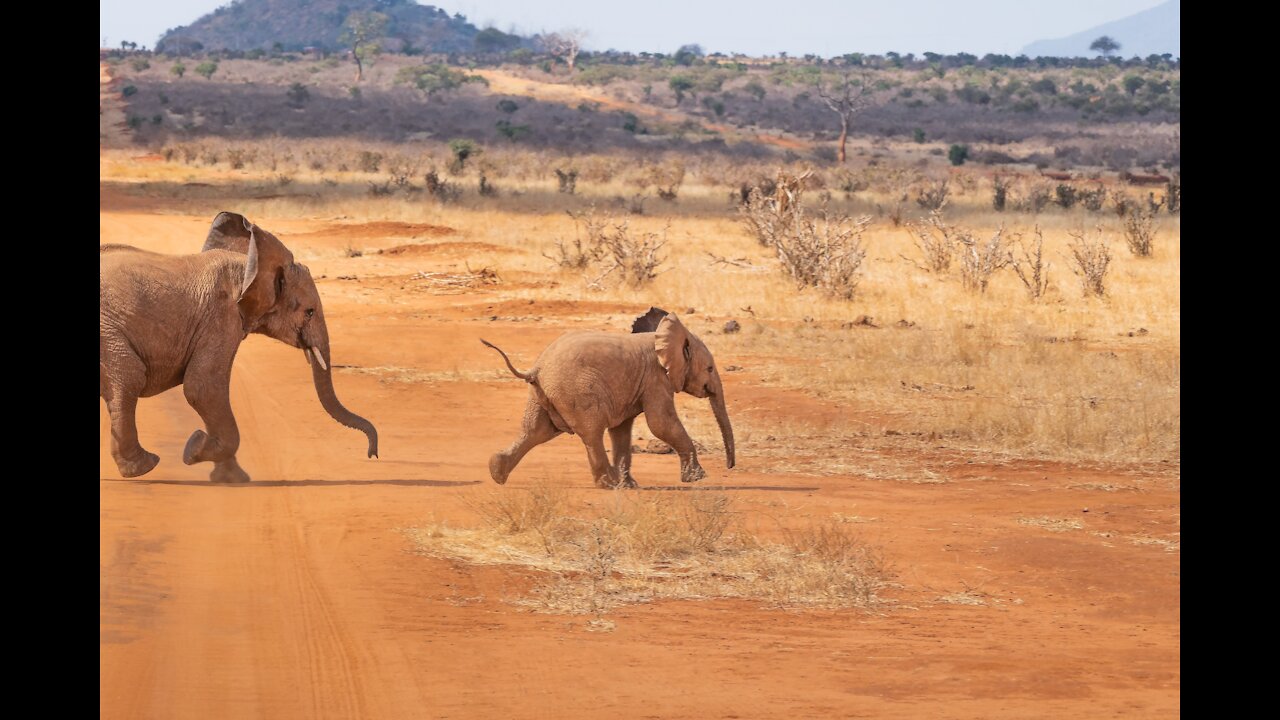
left=481, top=339, right=537, bottom=383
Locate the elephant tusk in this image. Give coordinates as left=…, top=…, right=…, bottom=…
left=304, top=348, right=313, bottom=365
left=311, top=346, right=328, bottom=371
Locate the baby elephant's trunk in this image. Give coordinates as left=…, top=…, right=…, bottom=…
left=710, top=384, right=736, bottom=469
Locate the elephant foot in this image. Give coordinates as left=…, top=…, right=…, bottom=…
left=210, top=459, right=251, bottom=484
left=594, top=470, right=626, bottom=489
left=488, top=454, right=509, bottom=485
left=680, top=465, right=707, bottom=484
left=183, top=430, right=209, bottom=465
left=117, top=450, right=160, bottom=479
left=620, top=475, right=639, bottom=489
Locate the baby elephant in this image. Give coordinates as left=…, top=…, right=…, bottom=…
left=482, top=307, right=735, bottom=488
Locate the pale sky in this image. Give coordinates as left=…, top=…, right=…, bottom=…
left=100, top=0, right=1167, bottom=56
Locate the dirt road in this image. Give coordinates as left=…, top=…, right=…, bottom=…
left=100, top=198, right=1179, bottom=718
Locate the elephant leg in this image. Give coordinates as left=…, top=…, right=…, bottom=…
left=581, top=428, right=622, bottom=489
left=180, top=364, right=248, bottom=483
left=644, top=397, right=705, bottom=484
left=608, top=416, right=638, bottom=488
left=490, top=396, right=562, bottom=485
left=103, top=354, right=159, bottom=478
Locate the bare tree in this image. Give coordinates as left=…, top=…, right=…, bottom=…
left=541, top=29, right=587, bottom=73
left=814, top=70, right=874, bottom=164
left=341, top=11, right=388, bottom=83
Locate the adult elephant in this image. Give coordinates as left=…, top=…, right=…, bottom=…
left=100, top=211, right=378, bottom=482
left=481, top=307, right=734, bottom=488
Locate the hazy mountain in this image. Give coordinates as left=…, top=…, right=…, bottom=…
left=1022, top=0, right=1179, bottom=58
left=156, top=0, right=524, bottom=54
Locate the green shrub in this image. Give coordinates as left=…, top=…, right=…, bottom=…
left=286, top=83, right=310, bottom=107
left=170, top=62, right=185, bottom=78
left=195, top=61, right=218, bottom=80
left=912, top=128, right=926, bottom=144
left=495, top=120, right=530, bottom=141
left=448, top=138, right=480, bottom=172
left=948, top=144, right=970, bottom=166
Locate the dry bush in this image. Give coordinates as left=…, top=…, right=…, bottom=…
left=1067, top=226, right=1112, bottom=297
left=740, top=187, right=792, bottom=247
left=740, top=172, right=870, bottom=300
left=738, top=170, right=810, bottom=247
left=1121, top=205, right=1157, bottom=257
left=1017, top=181, right=1054, bottom=213
left=1080, top=185, right=1108, bottom=212
left=409, top=490, right=889, bottom=615
left=546, top=209, right=667, bottom=287
left=386, top=156, right=420, bottom=191
left=772, top=209, right=872, bottom=300
left=870, top=167, right=916, bottom=226
left=644, top=161, right=686, bottom=202
left=1010, top=226, right=1051, bottom=300
left=555, top=168, right=578, bottom=194
left=992, top=175, right=1011, bottom=211
left=906, top=211, right=958, bottom=273
left=1164, top=173, right=1180, bottom=214
left=424, top=169, right=461, bottom=203
left=478, top=172, right=498, bottom=197
left=544, top=209, right=607, bottom=270
left=1054, top=183, right=1078, bottom=209
left=591, top=217, right=669, bottom=288
left=915, top=179, right=950, bottom=211
left=956, top=226, right=1010, bottom=294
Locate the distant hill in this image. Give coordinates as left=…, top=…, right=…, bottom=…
left=156, top=0, right=524, bottom=55
left=1022, top=0, right=1179, bottom=58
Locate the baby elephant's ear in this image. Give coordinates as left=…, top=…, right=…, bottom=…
left=631, top=306, right=670, bottom=333
left=654, top=313, right=690, bottom=389
left=202, top=212, right=254, bottom=254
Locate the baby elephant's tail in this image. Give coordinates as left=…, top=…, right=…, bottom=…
left=481, top=339, right=536, bottom=383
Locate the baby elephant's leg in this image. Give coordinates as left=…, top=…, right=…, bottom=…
left=490, top=391, right=562, bottom=485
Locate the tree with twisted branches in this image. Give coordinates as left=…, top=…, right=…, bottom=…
left=814, top=70, right=875, bottom=164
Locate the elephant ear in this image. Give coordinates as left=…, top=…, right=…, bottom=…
left=631, top=306, right=669, bottom=334
left=654, top=313, right=692, bottom=390
left=201, top=212, right=294, bottom=328
left=202, top=211, right=254, bottom=254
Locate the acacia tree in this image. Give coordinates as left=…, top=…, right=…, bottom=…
left=1090, top=35, right=1120, bottom=57
left=341, top=11, right=388, bottom=83
left=814, top=70, right=874, bottom=164
left=540, top=28, right=586, bottom=73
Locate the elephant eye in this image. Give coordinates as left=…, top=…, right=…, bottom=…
left=306, top=308, right=315, bottom=319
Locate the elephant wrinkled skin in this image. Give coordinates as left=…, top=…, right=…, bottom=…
left=483, top=307, right=735, bottom=488
left=99, top=211, right=378, bottom=482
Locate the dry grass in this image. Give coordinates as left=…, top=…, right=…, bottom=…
left=408, top=485, right=889, bottom=615
left=1018, top=516, right=1084, bottom=532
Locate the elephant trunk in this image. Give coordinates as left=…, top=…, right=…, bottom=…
left=306, top=326, right=378, bottom=458
left=710, top=381, right=735, bottom=469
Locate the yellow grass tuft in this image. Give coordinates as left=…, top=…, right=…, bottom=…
left=408, top=484, right=890, bottom=615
